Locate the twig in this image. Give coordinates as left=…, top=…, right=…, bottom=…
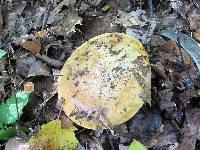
left=148, top=0, right=153, bottom=18
left=42, top=6, right=51, bottom=31
left=36, top=54, right=64, bottom=67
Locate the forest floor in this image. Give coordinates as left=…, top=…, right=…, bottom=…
left=0, top=0, right=200, bottom=150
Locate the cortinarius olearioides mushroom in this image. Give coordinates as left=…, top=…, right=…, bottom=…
left=58, top=33, right=151, bottom=129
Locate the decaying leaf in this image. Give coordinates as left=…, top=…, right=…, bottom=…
left=28, top=61, right=50, bottom=77
left=170, top=0, right=183, bottom=12
left=61, top=115, right=73, bottom=129
left=194, top=27, right=200, bottom=41
left=114, top=9, right=147, bottom=27
left=126, top=20, right=156, bottom=44
left=153, top=123, right=178, bottom=149
left=50, top=7, right=82, bottom=36
left=160, top=29, right=200, bottom=71
left=187, top=6, right=200, bottom=30
left=21, top=40, right=41, bottom=54
left=29, top=120, right=78, bottom=150
left=58, top=33, right=151, bottom=129
left=47, top=0, right=76, bottom=24
left=177, top=108, right=200, bottom=150
left=16, top=52, right=36, bottom=77
left=88, top=138, right=104, bottom=150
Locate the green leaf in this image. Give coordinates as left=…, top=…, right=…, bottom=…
left=129, top=140, right=147, bottom=150
left=29, top=120, right=78, bottom=150
left=0, top=127, right=17, bottom=140
left=0, top=49, right=7, bottom=60
left=0, top=125, right=31, bottom=140
left=0, top=91, right=30, bottom=126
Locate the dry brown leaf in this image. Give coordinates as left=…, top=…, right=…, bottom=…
left=194, top=27, right=200, bottom=41
left=22, top=40, right=41, bottom=54
left=178, top=108, right=200, bottom=150
left=61, top=115, right=73, bottom=129
left=156, top=40, right=180, bottom=55
left=180, top=48, right=193, bottom=65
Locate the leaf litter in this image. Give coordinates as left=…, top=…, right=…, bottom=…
left=0, top=0, right=200, bottom=150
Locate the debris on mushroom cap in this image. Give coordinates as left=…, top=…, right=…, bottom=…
left=58, top=33, right=151, bottom=129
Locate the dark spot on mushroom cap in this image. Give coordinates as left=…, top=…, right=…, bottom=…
left=74, top=81, right=79, bottom=87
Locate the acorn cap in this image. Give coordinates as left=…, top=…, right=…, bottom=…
left=58, top=33, right=151, bottom=129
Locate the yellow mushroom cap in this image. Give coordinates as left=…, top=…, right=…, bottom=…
left=58, top=33, right=151, bottom=129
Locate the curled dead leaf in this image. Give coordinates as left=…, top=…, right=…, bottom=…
left=22, top=40, right=41, bottom=54
left=194, top=27, right=200, bottom=41
left=61, top=115, right=73, bottom=129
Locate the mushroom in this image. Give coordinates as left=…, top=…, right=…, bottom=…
left=58, top=33, right=151, bottom=129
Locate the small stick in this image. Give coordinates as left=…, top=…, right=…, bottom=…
left=42, top=6, right=51, bottom=31
left=36, top=54, right=64, bottom=67
left=148, top=0, right=153, bottom=18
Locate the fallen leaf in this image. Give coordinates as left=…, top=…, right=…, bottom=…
left=160, top=29, right=200, bottom=71
left=29, top=120, right=78, bottom=150
left=187, top=8, right=200, bottom=30
left=158, top=89, right=175, bottom=111
left=51, top=7, right=82, bottom=37
left=33, top=7, right=47, bottom=28
left=115, top=9, right=147, bottom=27
left=61, top=115, right=73, bottom=129
left=129, top=111, right=162, bottom=144
left=28, top=61, right=50, bottom=77
left=47, top=0, right=76, bottom=24
left=194, top=27, right=200, bottom=41
left=0, top=127, right=17, bottom=140
left=126, top=20, right=156, bottom=44
left=178, top=108, right=200, bottom=150
left=88, top=138, right=104, bottom=150
left=0, top=91, right=30, bottom=126
left=16, top=52, right=36, bottom=77
left=153, top=123, right=178, bottom=149
left=170, top=0, right=183, bottom=12
left=156, top=40, right=180, bottom=54
left=22, top=40, right=41, bottom=54
left=180, top=48, right=193, bottom=65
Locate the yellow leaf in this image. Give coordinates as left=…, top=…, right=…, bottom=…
left=102, top=4, right=109, bottom=12
left=29, top=120, right=78, bottom=150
